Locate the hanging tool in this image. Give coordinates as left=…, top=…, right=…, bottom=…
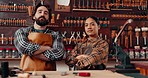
left=62, top=31, right=68, bottom=44
left=69, top=31, right=76, bottom=44
left=76, top=31, right=81, bottom=43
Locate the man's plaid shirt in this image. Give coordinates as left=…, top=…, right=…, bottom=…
left=66, top=37, right=109, bottom=69
left=14, top=26, right=64, bottom=61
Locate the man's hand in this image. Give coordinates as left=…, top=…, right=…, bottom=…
left=34, top=53, right=49, bottom=61
left=33, top=46, right=51, bottom=55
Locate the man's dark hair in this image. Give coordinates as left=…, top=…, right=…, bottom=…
left=32, top=3, right=52, bottom=21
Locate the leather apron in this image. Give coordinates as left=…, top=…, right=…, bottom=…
left=20, top=32, right=56, bottom=71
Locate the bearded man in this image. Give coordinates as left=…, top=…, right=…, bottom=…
left=14, top=3, right=64, bottom=71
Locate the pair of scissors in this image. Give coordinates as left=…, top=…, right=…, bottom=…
left=62, top=31, right=68, bottom=44
left=69, top=31, right=76, bottom=44
left=76, top=31, right=81, bottom=42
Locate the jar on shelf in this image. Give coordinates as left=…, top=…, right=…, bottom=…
left=5, top=48, right=12, bottom=58
left=140, top=49, right=146, bottom=59
left=129, top=49, right=134, bottom=59
left=135, top=49, right=140, bottom=59
left=12, top=48, right=19, bottom=58
left=146, top=49, right=148, bottom=59
left=67, top=48, right=72, bottom=54
left=0, top=48, right=5, bottom=58
left=63, top=48, right=72, bottom=59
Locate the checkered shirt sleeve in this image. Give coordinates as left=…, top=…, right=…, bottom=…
left=43, top=31, right=65, bottom=61
left=14, top=27, right=40, bottom=56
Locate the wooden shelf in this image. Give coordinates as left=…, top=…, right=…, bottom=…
left=0, top=25, right=27, bottom=27
left=0, top=10, right=27, bottom=13
left=0, top=58, right=21, bottom=61
left=73, top=9, right=110, bottom=12
left=0, top=44, right=14, bottom=46
left=49, top=26, right=84, bottom=31
left=50, top=26, right=84, bottom=28
left=110, top=8, right=133, bottom=11
left=0, top=25, right=80, bottom=28
left=109, top=58, right=148, bottom=61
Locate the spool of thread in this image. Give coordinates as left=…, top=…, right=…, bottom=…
left=1, top=61, right=9, bottom=78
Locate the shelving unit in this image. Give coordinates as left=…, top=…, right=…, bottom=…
left=73, top=9, right=110, bottom=12
left=0, top=0, right=147, bottom=62
left=110, top=8, right=133, bottom=11
left=0, top=10, right=27, bottom=13
left=0, top=1, right=31, bottom=62
left=0, top=58, right=21, bottom=61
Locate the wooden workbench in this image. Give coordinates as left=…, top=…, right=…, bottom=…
left=9, top=70, right=133, bottom=78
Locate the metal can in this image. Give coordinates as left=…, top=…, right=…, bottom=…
left=12, top=48, right=18, bottom=58
left=0, top=48, right=5, bottom=58
left=5, top=48, right=12, bottom=58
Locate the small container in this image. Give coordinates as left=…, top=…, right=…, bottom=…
left=67, top=48, right=72, bottom=54
left=129, top=49, right=134, bottom=59
left=140, top=49, right=146, bottom=59
left=135, top=49, right=140, bottom=59
left=146, top=50, right=148, bottom=59
left=12, top=48, right=18, bottom=58
left=63, top=48, right=72, bottom=59
left=5, top=48, right=12, bottom=58
left=0, top=48, right=5, bottom=58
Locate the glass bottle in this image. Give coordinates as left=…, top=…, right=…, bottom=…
left=5, top=48, right=12, bottom=58
left=0, top=48, right=5, bottom=58
left=12, top=48, right=18, bottom=58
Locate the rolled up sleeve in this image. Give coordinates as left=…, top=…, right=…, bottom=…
left=14, top=27, right=40, bottom=56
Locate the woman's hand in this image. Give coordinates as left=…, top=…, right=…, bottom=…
left=75, top=55, right=89, bottom=69
left=76, top=55, right=88, bottom=60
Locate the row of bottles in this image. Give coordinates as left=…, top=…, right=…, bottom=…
left=127, top=49, right=148, bottom=59
left=0, top=48, right=20, bottom=58
left=111, top=12, right=147, bottom=20
left=73, top=0, right=110, bottom=10
left=73, top=0, right=147, bottom=11
left=0, top=3, right=27, bottom=12
left=0, top=2, right=27, bottom=12
left=110, top=49, right=148, bottom=59
left=0, top=34, right=14, bottom=45
left=110, top=0, right=147, bottom=10
left=0, top=18, right=26, bottom=26
left=62, top=16, right=110, bottom=27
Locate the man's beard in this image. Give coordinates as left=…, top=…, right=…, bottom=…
left=35, top=16, right=49, bottom=26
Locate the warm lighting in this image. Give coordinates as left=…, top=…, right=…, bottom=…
left=57, top=0, right=70, bottom=6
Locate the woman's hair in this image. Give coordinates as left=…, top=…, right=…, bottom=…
left=32, top=3, right=52, bottom=21
left=86, top=16, right=100, bottom=25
